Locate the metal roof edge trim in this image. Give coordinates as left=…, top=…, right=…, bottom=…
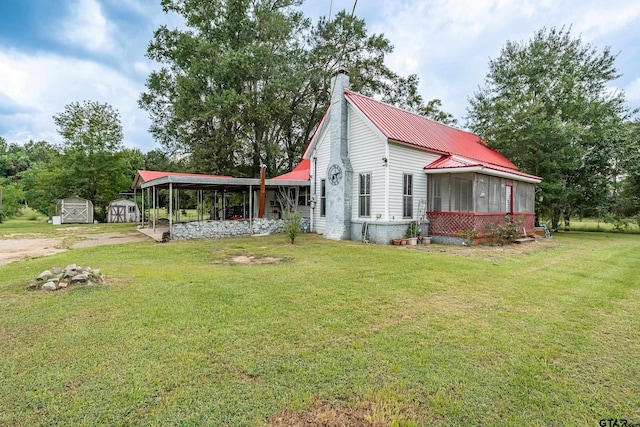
left=141, top=176, right=310, bottom=189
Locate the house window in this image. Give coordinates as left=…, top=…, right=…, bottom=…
left=298, top=187, right=309, bottom=206
left=359, top=173, right=371, bottom=217
left=320, top=180, right=326, bottom=217
left=128, top=205, right=136, bottom=213
left=403, top=174, right=413, bottom=218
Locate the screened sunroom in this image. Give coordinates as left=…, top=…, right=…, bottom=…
left=426, top=170, right=538, bottom=238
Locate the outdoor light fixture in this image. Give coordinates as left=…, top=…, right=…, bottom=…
left=382, top=157, right=388, bottom=166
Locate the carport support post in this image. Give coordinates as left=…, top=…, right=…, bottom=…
left=249, top=185, right=253, bottom=232
left=169, top=182, right=173, bottom=239
left=152, top=186, right=156, bottom=233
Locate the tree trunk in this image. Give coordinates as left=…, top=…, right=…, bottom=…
left=551, top=208, right=561, bottom=232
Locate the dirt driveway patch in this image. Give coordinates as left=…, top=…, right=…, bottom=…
left=0, top=232, right=151, bottom=266
left=71, top=232, right=149, bottom=248
left=0, top=238, right=66, bottom=266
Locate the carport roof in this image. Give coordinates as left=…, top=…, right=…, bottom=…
left=133, top=170, right=309, bottom=191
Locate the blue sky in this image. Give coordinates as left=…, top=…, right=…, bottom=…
left=1, top=0, right=639, bottom=154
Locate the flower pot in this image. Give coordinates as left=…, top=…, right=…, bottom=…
left=400, top=239, right=407, bottom=246
left=422, top=237, right=432, bottom=245
left=392, top=238, right=402, bottom=246
left=407, top=237, right=418, bottom=245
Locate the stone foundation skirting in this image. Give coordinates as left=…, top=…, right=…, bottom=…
left=171, top=219, right=285, bottom=240
left=349, top=220, right=430, bottom=245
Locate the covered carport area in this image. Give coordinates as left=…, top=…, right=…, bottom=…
left=132, top=171, right=310, bottom=241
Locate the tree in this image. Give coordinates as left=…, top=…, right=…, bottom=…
left=140, top=2, right=430, bottom=177
left=0, top=180, right=24, bottom=219
left=50, top=101, right=131, bottom=217
left=419, top=99, right=457, bottom=126
left=466, top=27, right=631, bottom=230
left=144, top=149, right=178, bottom=172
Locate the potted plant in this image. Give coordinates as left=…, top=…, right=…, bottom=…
left=418, top=233, right=432, bottom=245
left=406, top=221, right=419, bottom=245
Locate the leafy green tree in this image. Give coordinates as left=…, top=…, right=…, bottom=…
left=467, top=27, right=631, bottom=230
left=0, top=139, right=59, bottom=216
left=419, top=99, right=458, bottom=126
left=121, top=148, right=145, bottom=181
left=144, top=149, right=178, bottom=172
left=0, top=143, right=30, bottom=180
left=49, top=101, right=131, bottom=216
left=140, top=2, right=430, bottom=177
left=0, top=180, right=24, bottom=219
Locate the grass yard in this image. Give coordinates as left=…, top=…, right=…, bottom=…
left=1, top=224, right=639, bottom=425
left=561, top=217, right=640, bottom=233
left=0, top=209, right=137, bottom=237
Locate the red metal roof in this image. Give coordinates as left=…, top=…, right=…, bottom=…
left=425, top=155, right=541, bottom=181
left=344, top=90, right=518, bottom=170
left=136, top=170, right=232, bottom=183
left=272, top=159, right=310, bottom=181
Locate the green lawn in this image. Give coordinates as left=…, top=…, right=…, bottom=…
left=0, top=208, right=138, bottom=237
left=562, top=217, right=640, bottom=233
left=1, top=224, right=639, bottom=425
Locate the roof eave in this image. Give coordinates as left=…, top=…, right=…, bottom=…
left=425, top=166, right=542, bottom=184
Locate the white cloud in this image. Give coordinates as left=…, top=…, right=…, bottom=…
left=625, top=78, right=640, bottom=102
left=0, top=49, right=152, bottom=150
left=364, top=0, right=640, bottom=125
left=568, top=0, right=640, bottom=39
left=60, top=0, right=115, bottom=53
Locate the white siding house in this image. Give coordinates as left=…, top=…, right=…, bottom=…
left=302, top=68, right=541, bottom=244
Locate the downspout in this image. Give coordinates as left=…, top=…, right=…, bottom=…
left=384, top=143, right=390, bottom=220
left=258, top=166, right=266, bottom=218
left=311, top=156, right=317, bottom=232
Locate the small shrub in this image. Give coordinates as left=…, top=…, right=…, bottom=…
left=484, top=216, right=522, bottom=246
left=603, top=213, right=630, bottom=232
left=455, top=228, right=478, bottom=245
left=283, top=210, right=302, bottom=244
left=0, top=210, right=5, bottom=223
left=406, top=221, right=418, bottom=238
left=26, top=211, right=40, bottom=221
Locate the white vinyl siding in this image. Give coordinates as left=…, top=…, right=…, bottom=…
left=388, top=143, right=439, bottom=221
left=347, top=104, right=386, bottom=220
left=311, top=126, right=331, bottom=233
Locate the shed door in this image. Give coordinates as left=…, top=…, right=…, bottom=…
left=111, top=206, right=125, bottom=222
left=61, top=201, right=89, bottom=224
